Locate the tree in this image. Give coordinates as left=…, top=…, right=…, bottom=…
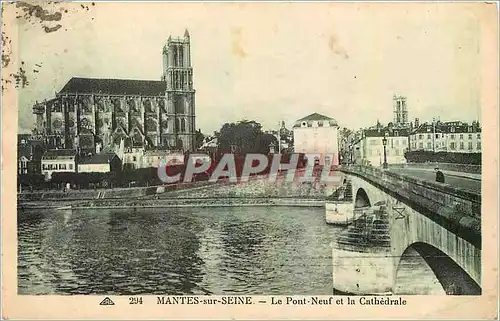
left=195, top=129, right=205, bottom=149
left=217, top=120, right=269, bottom=155
left=339, top=127, right=354, bottom=163
left=258, top=133, right=278, bottom=154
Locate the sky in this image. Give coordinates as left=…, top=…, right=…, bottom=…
left=12, top=2, right=485, bottom=135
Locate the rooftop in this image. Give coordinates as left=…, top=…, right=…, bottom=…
left=79, top=153, right=118, bottom=164
left=42, top=149, right=77, bottom=158
left=58, top=77, right=167, bottom=96
left=293, top=113, right=338, bottom=128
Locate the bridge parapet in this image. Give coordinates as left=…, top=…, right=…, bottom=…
left=341, top=165, right=481, bottom=246
left=389, top=162, right=481, bottom=174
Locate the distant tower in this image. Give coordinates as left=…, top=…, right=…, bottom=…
left=162, top=29, right=196, bottom=151
left=393, top=95, right=408, bottom=127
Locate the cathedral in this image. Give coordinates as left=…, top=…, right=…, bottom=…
left=32, top=30, right=196, bottom=153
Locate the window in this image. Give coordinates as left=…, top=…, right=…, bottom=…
left=459, top=134, right=463, bottom=139
left=468, top=134, right=473, bottom=139
left=460, top=142, right=464, bottom=150
left=395, top=149, right=400, bottom=156
left=427, top=134, right=431, bottom=139
left=477, top=133, right=481, bottom=139
left=133, top=156, right=137, bottom=162
left=427, top=142, right=432, bottom=150
left=419, top=142, right=423, bottom=149
left=435, top=134, right=439, bottom=139
left=59, top=164, right=67, bottom=170
left=418, top=134, right=423, bottom=140
left=69, top=164, right=73, bottom=170
left=450, top=134, right=455, bottom=139
left=395, top=140, right=399, bottom=146
left=450, top=142, right=456, bottom=150
left=468, top=142, right=473, bottom=150
left=451, top=127, right=455, bottom=133
left=42, top=164, right=48, bottom=170
left=477, top=141, right=481, bottom=150
left=181, top=119, right=186, bottom=132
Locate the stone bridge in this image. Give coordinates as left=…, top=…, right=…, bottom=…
left=331, top=165, right=481, bottom=295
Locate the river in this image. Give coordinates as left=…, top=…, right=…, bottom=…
left=18, top=206, right=344, bottom=295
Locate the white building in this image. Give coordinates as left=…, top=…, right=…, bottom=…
left=292, top=113, right=339, bottom=166
left=41, top=149, right=77, bottom=180
left=144, top=150, right=184, bottom=168
left=123, top=148, right=185, bottom=169
left=354, top=124, right=410, bottom=166
left=409, top=120, right=481, bottom=153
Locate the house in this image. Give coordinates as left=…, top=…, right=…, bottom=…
left=353, top=122, right=409, bottom=166
left=292, top=113, right=339, bottom=166
left=78, top=153, right=122, bottom=173
left=18, top=134, right=32, bottom=175
left=408, top=119, right=481, bottom=153
left=41, top=149, right=77, bottom=180
left=143, top=150, right=184, bottom=168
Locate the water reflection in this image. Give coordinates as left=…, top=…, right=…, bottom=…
left=18, top=206, right=341, bottom=295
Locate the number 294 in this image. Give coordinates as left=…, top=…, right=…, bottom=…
left=129, top=297, right=143, bottom=304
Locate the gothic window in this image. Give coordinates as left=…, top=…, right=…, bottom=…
left=146, top=118, right=157, bottom=131
left=157, top=99, right=166, bottom=111
left=176, top=138, right=183, bottom=149
left=127, top=98, right=137, bottom=111
left=175, top=118, right=181, bottom=132
left=112, top=97, right=123, bottom=112
left=143, top=99, right=154, bottom=113
left=181, top=119, right=186, bottom=132
left=63, top=99, right=74, bottom=113
left=52, top=119, right=63, bottom=130
left=51, top=100, right=62, bottom=113
left=175, top=97, right=184, bottom=114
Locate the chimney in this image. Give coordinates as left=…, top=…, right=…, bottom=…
left=415, top=118, right=420, bottom=128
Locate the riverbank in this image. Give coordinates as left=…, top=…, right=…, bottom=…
left=19, top=197, right=326, bottom=210
left=18, top=172, right=345, bottom=210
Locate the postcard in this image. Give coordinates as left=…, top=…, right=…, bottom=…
left=1, top=1, right=498, bottom=319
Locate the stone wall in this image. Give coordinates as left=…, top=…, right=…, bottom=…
left=389, top=162, right=481, bottom=174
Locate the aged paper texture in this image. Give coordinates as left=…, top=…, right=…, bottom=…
left=1, top=1, right=499, bottom=319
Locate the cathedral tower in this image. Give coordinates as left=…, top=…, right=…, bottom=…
left=162, top=29, right=196, bottom=151
left=393, top=94, right=408, bottom=128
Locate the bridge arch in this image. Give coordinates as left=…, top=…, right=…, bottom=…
left=394, top=242, right=481, bottom=295
left=354, top=188, right=371, bottom=208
